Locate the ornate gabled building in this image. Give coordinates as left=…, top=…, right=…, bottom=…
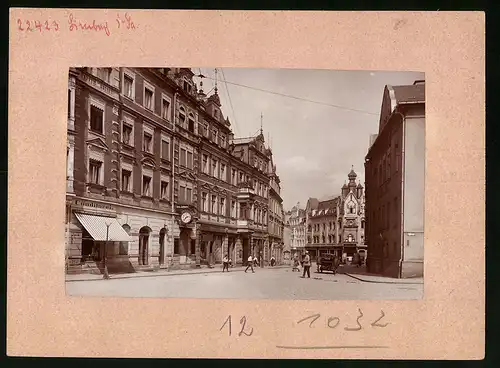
left=65, top=67, right=284, bottom=275
left=304, top=168, right=366, bottom=261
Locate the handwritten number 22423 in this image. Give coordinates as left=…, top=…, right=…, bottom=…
left=17, top=19, right=59, bottom=32
left=297, top=309, right=389, bottom=331
left=220, top=315, right=254, bottom=337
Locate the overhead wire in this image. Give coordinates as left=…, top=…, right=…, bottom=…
left=200, top=75, right=380, bottom=116
left=219, top=68, right=241, bottom=135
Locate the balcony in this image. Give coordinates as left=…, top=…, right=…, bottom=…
left=80, top=71, right=120, bottom=101
left=237, top=220, right=249, bottom=227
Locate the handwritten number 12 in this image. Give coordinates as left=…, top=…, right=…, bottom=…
left=220, top=315, right=254, bottom=337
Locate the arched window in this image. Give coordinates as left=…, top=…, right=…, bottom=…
left=179, top=107, right=186, bottom=126
left=138, top=226, right=151, bottom=265
left=120, top=224, right=131, bottom=255
left=348, top=234, right=354, bottom=243
left=188, top=113, right=195, bottom=133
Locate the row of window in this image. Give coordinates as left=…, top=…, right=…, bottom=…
left=373, top=144, right=400, bottom=187
left=369, top=197, right=399, bottom=231
left=201, top=154, right=268, bottom=197
left=90, top=159, right=197, bottom=202
left=106, top=68, right=228, bottom=144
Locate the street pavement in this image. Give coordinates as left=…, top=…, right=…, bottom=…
left=66, top=266, right=423, bottom=300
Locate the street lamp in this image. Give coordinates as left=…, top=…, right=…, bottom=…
left=103, top=221, right=111, bottom=279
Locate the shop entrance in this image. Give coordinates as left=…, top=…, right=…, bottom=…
left=159, top=228, right=166, bottom=265
left=138, top=226, right=151, bottom=265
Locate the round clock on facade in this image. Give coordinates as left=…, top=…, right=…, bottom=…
left=181, top=211, right=192, bottom=224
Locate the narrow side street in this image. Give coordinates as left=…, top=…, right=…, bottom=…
left=66, top=266, right=423, bottom=300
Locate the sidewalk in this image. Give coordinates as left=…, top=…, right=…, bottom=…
left=65, top=264, right=290, bottom=282
left=339, top=265, right=423, bottom=285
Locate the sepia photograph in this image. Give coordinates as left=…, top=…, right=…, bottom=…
left=65, top=67, right=425, bottom=300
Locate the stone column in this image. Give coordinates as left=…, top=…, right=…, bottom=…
left=195, top=225, right=201, bottom=268
left=235, top=235, right=242, bottom=265
left=223, top=234, right=229, bottom=260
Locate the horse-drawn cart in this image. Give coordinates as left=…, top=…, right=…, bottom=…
left=317, top=254, right=340, bottom=274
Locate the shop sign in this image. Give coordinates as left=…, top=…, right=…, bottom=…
left=73, top=199, right=115, bottom=212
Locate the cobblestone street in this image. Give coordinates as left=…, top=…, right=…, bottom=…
left=66, top=266, right=423, bottom=300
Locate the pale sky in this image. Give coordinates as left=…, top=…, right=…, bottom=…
left=193, top=68, right=424, bottom=211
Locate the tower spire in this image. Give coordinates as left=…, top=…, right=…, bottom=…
left=260, top=112, right=263, bottom=135
left=214, top=68, right=218, bottom=94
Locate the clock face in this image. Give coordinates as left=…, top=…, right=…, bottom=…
left=181, top=212, right=192, bottom=224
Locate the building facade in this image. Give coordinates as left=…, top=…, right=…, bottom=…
left=285, top=203, right=306, bottom=258
left=304, top=169, right=366, bottom=261
left=364, top=80, right=425, bottom=278
left=268, top=156, right=285, bottom=264
left=66, top=67, right=283, bottom=274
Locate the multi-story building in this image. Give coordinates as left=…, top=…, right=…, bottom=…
left=305, top=196, right=338, bottom=260
left=285, top=203, right=306, bottom=258
left=65, top=67, right=283, bottom=274
left=304, top=169, right=366, bottom=261
left=230, top=131, right=272, bottom=266
left=364, top=80, right=425, bottom=278
left=283, top=222, right=292, bottom=264
left=268, top=156, right=285, bottom=264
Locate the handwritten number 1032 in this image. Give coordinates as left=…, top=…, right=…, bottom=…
left=297, top=309, right=389, bottom=330
left=220, top=315, right=254, bottom=337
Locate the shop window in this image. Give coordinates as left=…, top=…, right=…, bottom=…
left=174, top=238, right=180, bottom=254
left=120, top=224, right=130, bottom=255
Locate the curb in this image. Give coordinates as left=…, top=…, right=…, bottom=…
left=66, top=265, right=290, bottom=283
left=344, top=273, right=423, bottom=285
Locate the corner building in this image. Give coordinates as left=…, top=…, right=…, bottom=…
left=364, top=80, right=425, bottom=278
left=66, top=67, right=283, bottom=274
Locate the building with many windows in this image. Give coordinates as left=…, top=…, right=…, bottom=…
left=285, top=203, right=306, bottom=258
left=304, top=169, right=366, bottom=262
left=268, top=155, right=285, bottom=264
left=364, top=80, right=425, bottom=278
left=65, top=67, right=284, bottom=274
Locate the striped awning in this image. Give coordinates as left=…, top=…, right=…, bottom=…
left=75, top=213, right=133, bottom=242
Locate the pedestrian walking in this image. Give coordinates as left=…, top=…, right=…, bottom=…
left=222, top=255, right=229, bottom=272
left=292, top=254, right=300, bottom=272
left=253, top=255, right=258, bottom=267
left=270, top=256, right=276, bottom=267
left=301, top=251, right=311, bottom=278
left=245, top=255, right=255, bottom=273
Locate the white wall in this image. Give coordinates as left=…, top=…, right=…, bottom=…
left=403, top=116, right=425, bottom=261
left=403, top=116, right=425, bottom=233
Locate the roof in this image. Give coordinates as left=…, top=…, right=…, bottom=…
left=392, top=83, right=425, bottom=105
left=307, top=198, right=320, bottom=210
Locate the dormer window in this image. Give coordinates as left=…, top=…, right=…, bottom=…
left=183, top=79, right=192, bottom=94
left=214, top=109, right=219, bottom=120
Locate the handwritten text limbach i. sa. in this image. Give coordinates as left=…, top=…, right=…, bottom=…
left=16, top=12, right=138, bottom=36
